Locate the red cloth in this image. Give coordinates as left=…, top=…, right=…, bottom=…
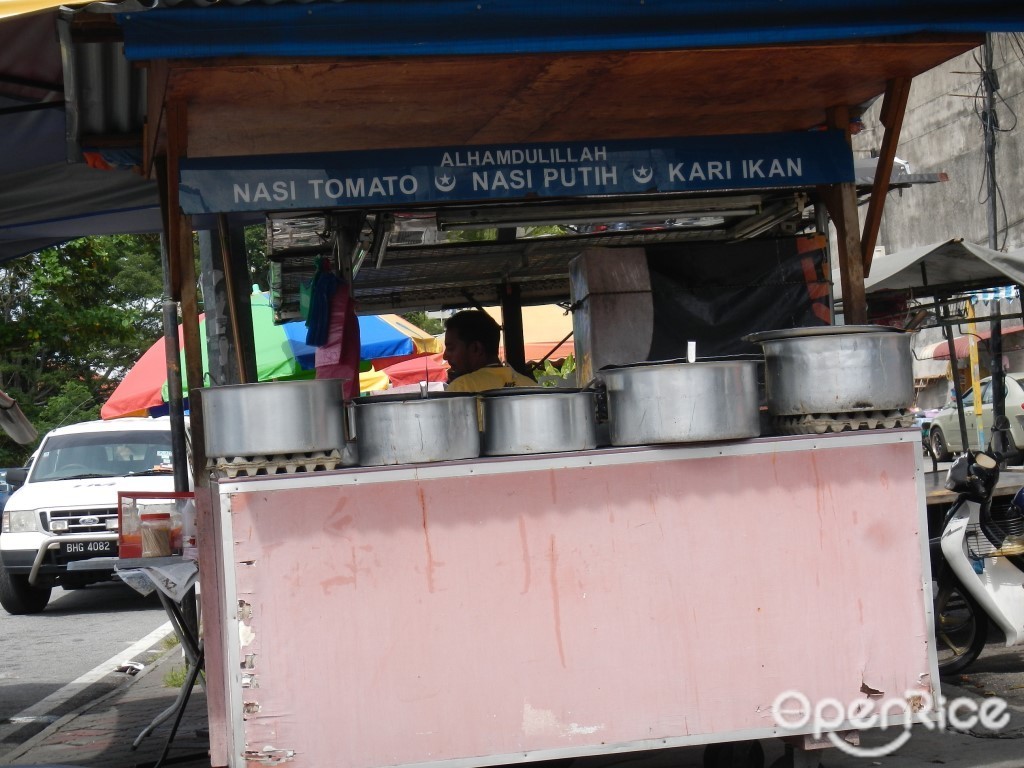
left=314, top=282, right=361, bottom=401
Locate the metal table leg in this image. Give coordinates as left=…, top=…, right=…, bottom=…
left=132, top=590, right=205, bottom=750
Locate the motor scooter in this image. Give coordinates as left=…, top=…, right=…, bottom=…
left=931, top=450, right=1024, bottom=674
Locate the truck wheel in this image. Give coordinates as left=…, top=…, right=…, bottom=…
left=0, top=568, right=52, bottom=614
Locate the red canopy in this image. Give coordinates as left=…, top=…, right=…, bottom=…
left=381, top=353, right=448, bottom=388
left=920, top=325, right=1024, bottom=360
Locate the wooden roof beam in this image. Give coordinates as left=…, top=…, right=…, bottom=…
left=143, top=59, right=169, bottom=178
left=861, top=76, right=912, bottom=276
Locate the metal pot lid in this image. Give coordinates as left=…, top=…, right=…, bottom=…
left=599, top=358, right=702, bottom=372
left=481, top=386, right=583, bottom=397
left=354, top=391, right=477, bottom=404
left=204, top=378, right=347, bottom=393
left=599, top=355, right=761, bottom=371
left=742, top=325, right=906, bottom=344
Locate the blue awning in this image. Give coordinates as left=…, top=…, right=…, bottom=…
left=117, top=0, right=1024, bottom=60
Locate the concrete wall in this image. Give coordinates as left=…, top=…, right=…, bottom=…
left=848, top=36, right=1024, bottom=408
left=855, top=34, right=1024, bottom=253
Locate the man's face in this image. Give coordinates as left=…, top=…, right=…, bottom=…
left=443, top=327, right=480, bottom=380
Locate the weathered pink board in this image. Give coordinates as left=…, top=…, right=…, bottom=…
left=209, top=430, right=933, bottom=768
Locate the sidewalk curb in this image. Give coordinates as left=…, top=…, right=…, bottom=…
left=0, top=629, right=180, bottom=766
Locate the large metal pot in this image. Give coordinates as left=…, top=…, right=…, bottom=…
left=481, top=387, right=598, bottom=456
left=352, top=392, right=480, bottom=466
left=596, top=359, right=760, bottom=447
left=747, top=325, right=913, bottom=415
left=200, top=379, right=347, bottom=457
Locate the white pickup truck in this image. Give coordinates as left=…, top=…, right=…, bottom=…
left=0, top=417, right=186, bottom=614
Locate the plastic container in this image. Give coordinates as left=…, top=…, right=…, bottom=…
left=120, top=508, right=142, bottom=559
left=119, top=494, right=191, bottom=560
left=141, top=511, right=173, bottom=557
left=180, top=499, right=197, bottom=560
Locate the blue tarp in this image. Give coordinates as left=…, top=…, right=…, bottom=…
left=117, top=0, right=1024, bottom=60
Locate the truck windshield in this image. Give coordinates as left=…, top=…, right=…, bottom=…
left=30, top=430, right=174, bottom=482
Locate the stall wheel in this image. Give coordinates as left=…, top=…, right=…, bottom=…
left=703, top=740, right=765, bottom=768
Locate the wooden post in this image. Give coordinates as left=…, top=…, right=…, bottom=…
left=164, top=99, right=207, bottom=482
left=819, top=104, right=867, bottom=325
left=861, top=77, right=911, bottom=276
left=164, top=98, right=232, bottom=768
left=500, top=282, right=527, bottom=376
left=216, top=214, right=258, bottom=383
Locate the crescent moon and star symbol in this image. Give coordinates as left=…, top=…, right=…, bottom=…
left=632, top=166, right=654, bottom=184
left=434, top=174, right=457, bottom=192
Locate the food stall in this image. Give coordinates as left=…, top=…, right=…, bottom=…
left=202, top=428, right=927, bottom=768
left=56, top=2, right=1024, bottom=767
left=184, top=234, right=933, bottom=768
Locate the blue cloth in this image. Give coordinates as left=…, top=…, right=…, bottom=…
left=304, top=269, right=340, bottom=347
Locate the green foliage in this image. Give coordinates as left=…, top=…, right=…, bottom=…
left=521, top=225, right=570, bottom=238
left=444, top=227, right=498, bottom=242
left=532, top=354, right=576, bottom=385
left=245, top=224, right=270, bottom=291
left=401, top=311, right=444, bottom=335
left=32, top=381, right=101, bottom=437
left=163, top=663, right=190, bottom=689
left=161, top=633, right=181, bottom=650
left=0, top=234, right=164, bottom=466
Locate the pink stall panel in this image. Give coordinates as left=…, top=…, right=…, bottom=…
left=217, top=434, right=931, bottom=768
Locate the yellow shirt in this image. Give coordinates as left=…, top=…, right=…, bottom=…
left=447, top=365, right=535, bottom=393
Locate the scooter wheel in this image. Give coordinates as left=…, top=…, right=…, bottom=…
left=934, top=574, right=988, bottom=675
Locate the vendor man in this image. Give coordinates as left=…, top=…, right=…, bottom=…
left=443, top=310, right=535, bottom=392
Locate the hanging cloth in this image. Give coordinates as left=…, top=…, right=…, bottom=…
left=314, top=281, right=362, bottom=401
left=305, top=257, right=340, bottom=347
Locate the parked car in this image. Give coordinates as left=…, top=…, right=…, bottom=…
left=928, top=374, right=1024, bottom=461
left=910, top=406, right=941, bottom=454
left=0, top=417, right=188, bottom=614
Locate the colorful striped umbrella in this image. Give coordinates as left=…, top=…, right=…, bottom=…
left=101, top=293, right=439, bottom=419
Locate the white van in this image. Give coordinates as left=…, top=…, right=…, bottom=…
left=0, top=417, right=188, bottom=614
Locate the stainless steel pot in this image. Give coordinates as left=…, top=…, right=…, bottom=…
left=596, top=359, right=760, bottom=446
left=747, top=325, right=913, bottom=415
left=481, top=387, right=598, bottom=456
left=200, top=379, right=347, bottom=457
left=352, top=392, right=480, bottom=466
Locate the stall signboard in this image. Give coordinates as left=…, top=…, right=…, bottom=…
left=179, top=131, right=854, bottom=214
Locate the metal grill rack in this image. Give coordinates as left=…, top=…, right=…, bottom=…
left=966, top=516, right=1024, bottom=558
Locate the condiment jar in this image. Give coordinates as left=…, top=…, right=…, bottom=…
left=140, top=511, right=173, bottom=557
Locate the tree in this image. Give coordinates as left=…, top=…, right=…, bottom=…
left=0, top=235, right=164, bottom=466
left=245, top=223, right=270, bottom=291
left=402, top=311, right=444, bottom=335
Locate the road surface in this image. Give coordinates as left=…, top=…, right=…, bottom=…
left=0, top=581, right=171, bottom=752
